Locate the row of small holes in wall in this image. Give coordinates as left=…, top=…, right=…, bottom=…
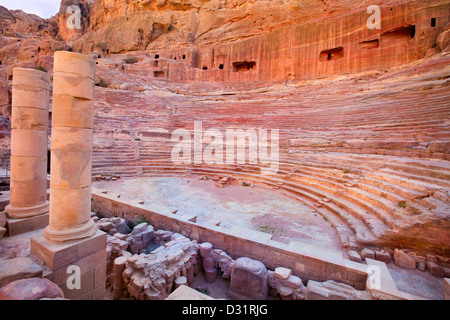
left=321, top=21, right=433, bottom=61
left=172, top=55, right=186, bottom=61
left=202, top=64, right=225, bottom=70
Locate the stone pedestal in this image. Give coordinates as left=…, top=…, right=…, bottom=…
left=30, top=229, right=107, bottom=300
left=6, top=213, right=49, bottom=237
left=3, top=68, right=50, bottom=234
left=44, top=51, right=96, bottom=242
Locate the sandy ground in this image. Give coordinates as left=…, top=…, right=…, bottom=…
left=94, top=176, right=343, bottom=254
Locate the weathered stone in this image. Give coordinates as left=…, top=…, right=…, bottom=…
left=360, top=248, right=375, bottom=260
left=417, top=262, right=426, bottom=272
left=204, top=268, right=218, bottom=283
left=375, top=251, right=391, bottom=263
left=444, top=278, right=450, bottom=300
left=0, top=278, right=64, bottom=300
left=394, top=249, right=416, bottom=270
left=426, top=262, right=444, bottom=278
left=437, top=25, right=450, bottom=52
left=115, top=221, right=130, bottom=234
left=174, top=276, right=187, bottom=289
left=305, top=280, right=371, bottom=300
left=0, top=211, right=6, bottom=227
left=348, top=251, right=362, bottom=263
left=274, top=267, right=292, bottom=280
left=228, top=257, right=268, bottom=300
left=211, top=249, right=234, bottom=279
left=99, top=221, right=115, bottom=232
left=199, top=242, right=213, bottom=257
left=0, top=257, right=43, bottom=287
left=282, top=275, right=303, bottom=289
left=122, top=235, right=198, bottom=300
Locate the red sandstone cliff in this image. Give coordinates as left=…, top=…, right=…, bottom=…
left=0, top=1, right=449, bottom=255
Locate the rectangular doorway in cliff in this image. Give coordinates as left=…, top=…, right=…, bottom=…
left=232, top=61, right=256, bottom=72
left=153, top=71, right=165, bottom=78
left=431, top=18, right=436, bottom=27
left=381, top=25, right=416, bottom=45
left=320, top=47, right=344, bottom=61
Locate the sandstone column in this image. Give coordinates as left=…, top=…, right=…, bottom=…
left=4, top=68, right=50, bottom=219
left=44, top=51, right=97, bottom=242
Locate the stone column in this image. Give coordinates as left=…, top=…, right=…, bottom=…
left=44, top=51, right=97, bottom=242
left=4, top=68, right=50, bottom=219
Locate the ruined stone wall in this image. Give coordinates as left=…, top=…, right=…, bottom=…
left=91, top=188, right=369, bottom=290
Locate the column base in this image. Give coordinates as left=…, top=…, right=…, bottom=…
left=4, top=201, right=49, bottom=219
left=6, top=213, right=49, bottom=237
left=44, top=218, right=97, bottom=243
left=30, top=228, right=107, bottom=300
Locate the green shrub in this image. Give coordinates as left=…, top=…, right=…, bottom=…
left=398, top=201, right=408, bottom=208
left=36, top=65, right=47, bottom=73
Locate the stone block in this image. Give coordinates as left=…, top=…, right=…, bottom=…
left=92, top=283, right=105, bottom=300
left=166, top=285, right=214, bottom=300
left=53, top=73, right=94, bottom=100
left=6, top=213, right=49, bottom=236
left=51, top=95, right=94, bottom=129
left=348, top=251, right=362, bottom=263
left=31, top=229, right=106, bottom=271
left=94, top=264, right=107, bottom=288
left=393, top=249, right=416, bottom=270
left=199, top=242, right=213, bottom=257
left=0, top=257, right=43, bottom=287
left=12, top=67, right=50, bottom=91
left=77, top=231, right=107, bottom=258
left=31, top=234, right=77, bottom=270
left=274, top=267, right=292, bottom=280
left=360, top=248, right=375, bottom=260
left=228, top=257, right=268, bottom=300
left=305, top=280, right=371, bottom=300
left=11, top=129, right=47, bottom=157
left=53, top=51, right=96, bottom=80
left=427, top=262, right=444, bottom=278
left=204, top=268, right=218, bottom=283
left=375, top=250, right=391, bottom=263
left=444, top=278, right=450, bottom=300
left=61, top=270, right=94, bottom=300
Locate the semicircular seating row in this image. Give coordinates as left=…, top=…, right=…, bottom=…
left=90, top=84, right=450, bottom=254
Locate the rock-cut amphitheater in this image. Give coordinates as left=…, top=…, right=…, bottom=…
left=0, top=0, right=449, bottom=301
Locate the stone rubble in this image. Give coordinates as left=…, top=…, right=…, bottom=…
left=268, top=267, right=306, bottom=300
left=211, top=248, right=235, bottom=279
left=121, top=233, right=199, bottom=300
